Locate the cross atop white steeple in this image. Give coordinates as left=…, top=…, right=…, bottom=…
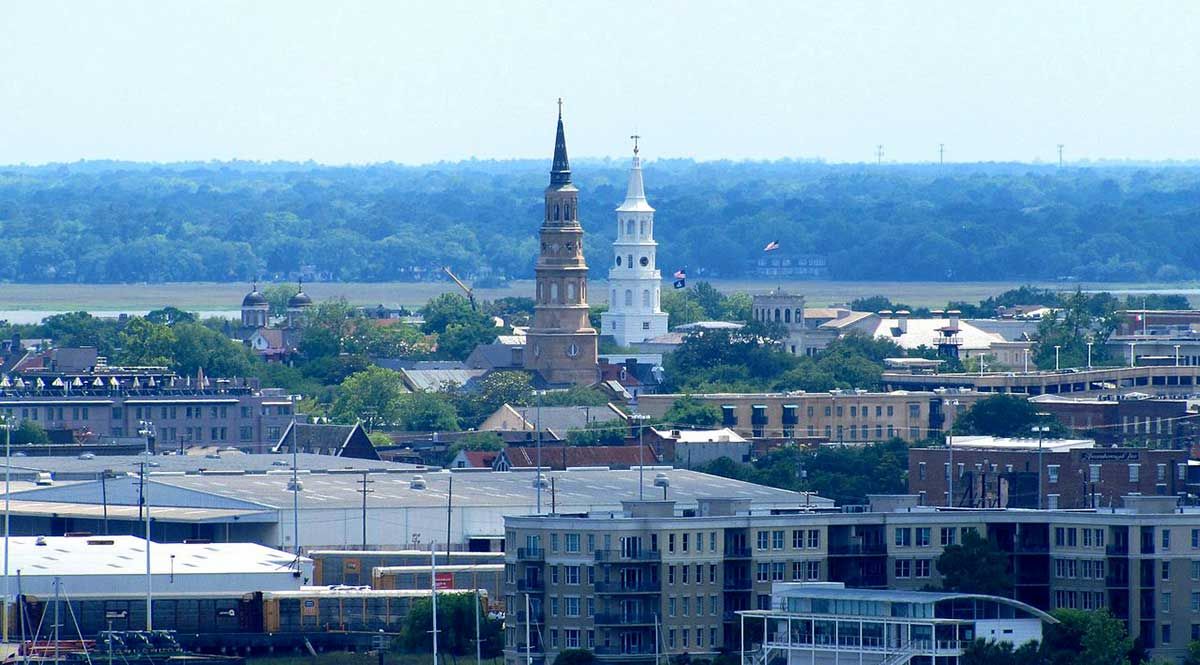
left=617, top=139, right=654, bottom=214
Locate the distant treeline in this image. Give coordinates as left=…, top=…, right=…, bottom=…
left=1, top=159, right=1198, bottom=283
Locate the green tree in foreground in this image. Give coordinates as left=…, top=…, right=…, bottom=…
left=11, top=421, right=50, bottom=445
left=330, top=366, right=407, bottom=429
left=952, top=394, right=1069, bottom=438
left=399, top=391, right=459, bottom=432
left=936, top=529, right=1012, bottom=596
left=1042, top=609, right=1132, bottom=665
left=401, top=594, right=502, bottom=657
left=553, top=650, right=596, bottom=665
left=665, top=395, right=722, bottom=428
left=960, top=638, right=1040, bottom=665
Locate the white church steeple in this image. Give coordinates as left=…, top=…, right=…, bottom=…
left=601, top=136, right=669, bottom=347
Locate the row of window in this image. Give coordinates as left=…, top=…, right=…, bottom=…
left=893, top=559, right=933, bottom=579
left=1054, top=527, right=1107, bottom=548
left=1052, top=590, right=1106, bottom=611
left=1053, top=558, right=1106, bottom=579
left=545, top=531, right=722, bottom=556
left=756, top=529, right=821, bottom=551
left=755, top=561, right=821, bottom=582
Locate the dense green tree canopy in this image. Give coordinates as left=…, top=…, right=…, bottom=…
left=952, top=394, right=1070, bottom=438
left=936, top=529, right=1013, bottom=596
left=5, top=160, right=1198, bottom=284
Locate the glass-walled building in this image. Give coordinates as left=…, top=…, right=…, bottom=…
left=738, top=583, right=1054, bottom=665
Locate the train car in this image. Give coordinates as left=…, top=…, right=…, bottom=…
left=13, top=588, right=483, bottom=654
left=372, top=564, right=505, bottom=610
left=310, top=550, right=504, bottom=586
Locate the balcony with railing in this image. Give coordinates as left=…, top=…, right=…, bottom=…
left=724, top=578, right=754, bottom=591
left=828, top=542, right=888, bottom=556
left=594, top=645, right=659, bottom=659
left=516, top=578, right=545, bottom=593
left=594, top=612, right=658, bottom=626
left=517, top=547, right=545, bottom=561
left=725, top=546, right=753, bottom=559
left=759, top=634, right=966, bottom=659
left=594, top=549, right=661, bottom=563
left=594, top=580, right=661, bottom=594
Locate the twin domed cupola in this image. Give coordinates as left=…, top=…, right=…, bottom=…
left=240, top=280, right=313, bottom=329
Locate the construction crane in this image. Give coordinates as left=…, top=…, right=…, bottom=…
left=442, top=266, right=477, bottom=311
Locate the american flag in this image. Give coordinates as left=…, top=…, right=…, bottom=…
left=673, top=269, right=687, bottom=279
left=763, top=240, right=781, bottom=252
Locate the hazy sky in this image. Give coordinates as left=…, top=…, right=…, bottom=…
left=2, top=1, right=1198, bottom=165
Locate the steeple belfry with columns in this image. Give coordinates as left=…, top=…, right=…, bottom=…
left=600, top=136, right=669, bottom=346
left=524, top=101, right=599, bottom=386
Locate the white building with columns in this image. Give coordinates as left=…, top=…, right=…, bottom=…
left=601, top=141, right=669, bottom=346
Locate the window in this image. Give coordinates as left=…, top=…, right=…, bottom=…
left=682, top=597, right=690, bottom=617
left=550, top=534, right=559, bottom=552
left=1192, top=592, right=1200, bottom=612
left=668, top=566, right=675, bottom=584
left=669, top=533, right=676, bottom=553
left=668, top=598, right=677, bottom=617
left=916, top=528, right=931, bottom=547
left=1163, top=592, right=1172, bottom=613
left=756, top=563, right=769, bottom=582
left=918, top=462, right=926, bottom=480
left=1163, top=560, right=1171, bottom=581
left=565, top=597, right=580, bottom=617
left=772, top=530, right=784, bottom=550
left=1191, top=560, right=1200, bottom=581
left=1047, top=465, right=1060, bottom=484
left=1055, top=527, right=1065, bottom=547
left=940, top=528, right=956, bottom=547
left=756, top=531, right=769, bottom=550
left=1158, top=464, right=1168, bottom=483
left=565, top=629, right=580, bottom=648
left=792, top=562, right=804, bottom=581
left=1129, top=464, right=1140, bottom=482
left=806, top=561, right=820, bottom=580
left=566, top=566, right=580, bottom=585
left=1163, top=530, right=1172, bottom=551
left=682, top=565, right=689, bottom=584
left=915, top=559, right=931, bottom=578
left=566, top=534, right=580, bottom=553
left=1090, top=464, right=1102, bottom=482
left=550, top=597, right=559, bottom=617
left=1163, top=624, right=1172, bottom=646
left=1193, top=529, right=1200, bottom=549
left=771, top=562, right=785, bottom=581
left=1067, top=528, right=1077, bottom=547
left=895, top=528, right=911, bottom=547
left=894, top=559, right=911, bottom=578
left=551, top=567, right=559, bottom=584
left=793, top=530, right=804, bottom=549
left=808, top=529, right=820, bottom=549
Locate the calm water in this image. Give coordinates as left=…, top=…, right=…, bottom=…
left=0, top=310, right=241, bottom=325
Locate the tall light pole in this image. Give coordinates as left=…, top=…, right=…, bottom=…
left=1023, top=348, right=1030, bottom=374
left=1054, top=345, right=1061, bottom=371
left=1129, top=342, right=1136, bottom=368
left=1086, top=340, right=1094, bottom=369
left=2, top=415, right=11, bottom=643
left=947, top=399, right=959, bottom=507
left=533, top=391, right=544, bottom=513
left=135, top=461, right=153, bottom=630
left=1175, top=345, right=1181, bottom=367
left=1032, top=421, right=1051, bottom=510
left=631, top=414, right=651, bottom=500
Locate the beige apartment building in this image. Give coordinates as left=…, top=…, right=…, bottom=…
left=504, top=495, right=1200, bottom=665
left=637, top=391, right=983, bottom=442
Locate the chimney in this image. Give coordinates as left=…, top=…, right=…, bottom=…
left=948, top=309, right=961, bottom=330
left=895, top=310, right=910, bottom=334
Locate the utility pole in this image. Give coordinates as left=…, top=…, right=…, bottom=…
left=876, top=145, right=884, bottom=165
left=1057, top=144, right=1064, bottom=168
left=357, top=472, right=374, bottom=551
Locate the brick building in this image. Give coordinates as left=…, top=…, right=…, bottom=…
left=909, top=441, right=1191, bottom=509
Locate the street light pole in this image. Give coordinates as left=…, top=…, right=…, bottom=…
left=1175, top=345, right=1181, bottom=367
left=1129, top=342, right=1136, bottom=368
left=1086, top=341, right=1093, bottom=369
left=946, top=399, right=959, bottom=507
left=1054, top=345, right=1061, bottom=371
left=1033, top=422, right=1050, bottom=510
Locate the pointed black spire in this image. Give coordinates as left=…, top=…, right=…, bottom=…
left=550, top=98, right=571, bottom=186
